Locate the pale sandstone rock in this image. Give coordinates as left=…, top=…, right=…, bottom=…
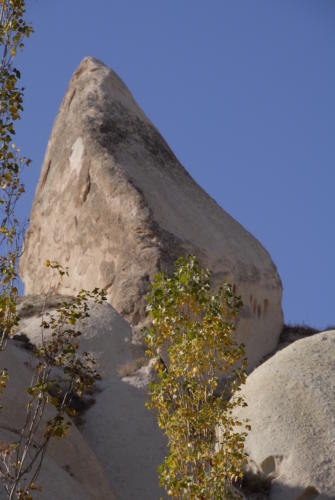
left=0, top=340, right=115, bottom=500
left=19, top=56, right=283, bottom=369
left=15, top=296, right=167, bottom=500
left=230, top=330, right=335, bottom=499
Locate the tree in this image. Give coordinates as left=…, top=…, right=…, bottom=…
left=145, top=255, right=250, bottom=499
left=0, top=3, right=106, bottom=498
left=0, top=262, right=106, bottom=499
left=0, top=0, right=32, bottom=351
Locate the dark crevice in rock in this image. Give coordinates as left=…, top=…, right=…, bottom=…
left=238, top=468, right=272, bottom=498
left=81, top=170, right=91, bottom=203
left=40, top=160, right=52, bottom=190
left=103, top=281, right=114, bottom=295
left=62, top=464, right=75, bottom=478
left=258, top=324, right=323, bottom=367
left=296, top=486, right=320, bottom=500
left=13, top=333, right=35, bottom=351
left=68, top=88, right=76, bottom=110
left=16, top=294, right=75, bottom=319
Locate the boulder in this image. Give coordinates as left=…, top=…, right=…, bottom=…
left=15, top=295, right=167, bottom=500
left=229, top=330, right=335, bottom=499
left=18, top=56, right=283, bottom=369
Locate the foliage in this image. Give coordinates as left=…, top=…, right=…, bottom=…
left=0, top=4, right=107, bottom=498
left=145, top=255, right=250, bottom=499
left=0, top=262, right=106, bottom=499
left=0, top=0, right=32, bottom=350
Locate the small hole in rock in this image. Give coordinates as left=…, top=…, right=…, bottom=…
left=261, top=456, right=276, bottom=476
left=296, top=486, right=320, bottom=500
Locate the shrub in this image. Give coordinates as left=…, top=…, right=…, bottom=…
left=0, top=261, right=106, bottom=499
left=0, top=4, right=106, bottom=497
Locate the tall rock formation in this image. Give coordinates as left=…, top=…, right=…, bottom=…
left=19, top=57, right=283, bottom=369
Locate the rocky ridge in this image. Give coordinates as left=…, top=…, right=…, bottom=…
left=3, top=57, right=327, bottom=500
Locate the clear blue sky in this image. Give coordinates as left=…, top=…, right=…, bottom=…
left=15, top=1, right=335, bottom=329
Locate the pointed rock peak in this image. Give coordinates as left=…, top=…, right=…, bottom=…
left=19, top=58, right=283, bottom=370
left=71, top=56, right=135, bottom=102
left=78, top=56, right=106, bottom=68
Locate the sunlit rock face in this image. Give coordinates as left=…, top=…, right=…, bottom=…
left=19, top=56, right=283, bottom=369
left=230, top=330, right=335, bottom=499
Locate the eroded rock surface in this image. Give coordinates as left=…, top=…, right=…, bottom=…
left=19, top=56, right=283, bottom=369
left=0, top=340, right=115, bottom=500
left=230, top=330, right=335, bottom=499
left=15, top=295, right=166, bottom=500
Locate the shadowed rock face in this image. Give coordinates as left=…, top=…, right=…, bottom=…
left=0, top=340, right=115, bottom=500
left=19, top=56, right=283, bottom=368
left=14, top=296, right=166, bottom=500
